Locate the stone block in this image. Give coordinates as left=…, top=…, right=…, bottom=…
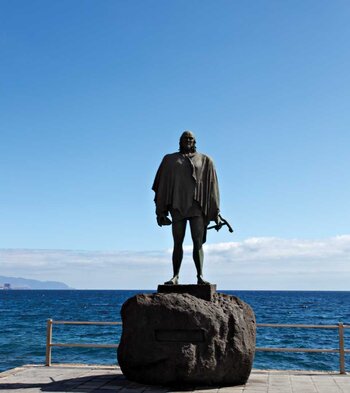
left=157, top=284, right=217, bottom=301
left=117, top=292, right=256, bottom=386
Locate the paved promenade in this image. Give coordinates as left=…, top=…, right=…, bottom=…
left=1, top=365, right=350, bottom=393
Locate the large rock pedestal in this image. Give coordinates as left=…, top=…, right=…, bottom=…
left=117, top=288, right=256, bottom=386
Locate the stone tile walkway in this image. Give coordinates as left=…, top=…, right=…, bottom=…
left=0, top=365, right=350, bottom=393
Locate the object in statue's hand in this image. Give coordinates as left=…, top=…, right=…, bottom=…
left=208, top=214, right=234, bottom=233
left=157, top=215, right=172, bottom=227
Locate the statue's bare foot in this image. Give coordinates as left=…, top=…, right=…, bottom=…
left=197, top=276, right=210, bottom=285
left=164, top=276, right=179, bottom=285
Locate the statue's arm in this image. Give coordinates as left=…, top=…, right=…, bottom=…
left=208, top=157, right=221, bottom=224
left=153, top=155, right=172, bottom=227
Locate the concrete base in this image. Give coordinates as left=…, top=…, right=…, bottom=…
left=157, top=283, right=217, bottom=301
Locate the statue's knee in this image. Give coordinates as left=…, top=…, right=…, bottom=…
left=193, top=239, right=203, bottom=250
left=173, top=241, right=183, bottom=249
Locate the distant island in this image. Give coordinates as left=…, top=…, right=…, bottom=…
left=0, top=275, right=71, bottom=290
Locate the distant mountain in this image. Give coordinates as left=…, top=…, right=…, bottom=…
left=0, top=275, right=71, bottom=289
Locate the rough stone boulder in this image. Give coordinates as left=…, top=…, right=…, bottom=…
left=117, top=292, right=256, bottom=386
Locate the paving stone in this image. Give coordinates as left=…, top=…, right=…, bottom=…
left=143, top=387, right=169, bottom=393
left=1, top=366, right=350, bottom=393
left=192, top=388, right=219, bottom=393
left=218, top=387, right=244, bottom=392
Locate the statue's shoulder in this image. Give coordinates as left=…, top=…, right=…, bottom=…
left=195, top=152, right=214, bottom=164
left=161, top=152, right=180, bottom=162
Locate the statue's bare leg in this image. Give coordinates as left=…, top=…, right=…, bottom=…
left=164, top=219, right=187, bottom=285
left=189, top=216, right=210, bottom=285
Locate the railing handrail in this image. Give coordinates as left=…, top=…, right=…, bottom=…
left=51, top=320, right=122, bottom=325
left=45, top=319, right=349, bottom=374
left=45, top=319, right=122, bottom=367
left=257, top=323, right=350, bottom=329
left=255, top=322, right=348, bottom=374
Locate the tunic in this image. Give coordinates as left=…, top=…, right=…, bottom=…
left=152, top=152, right=220, bottom=225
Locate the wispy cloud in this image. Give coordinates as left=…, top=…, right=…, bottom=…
left=1, top=235, right=350, bottom=289
left=203, top=235, right=350, bottom=261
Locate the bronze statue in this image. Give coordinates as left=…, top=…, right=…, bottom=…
left=152, top=131, right=221, bottom=285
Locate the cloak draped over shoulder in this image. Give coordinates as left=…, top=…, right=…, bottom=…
left=152, top=152, right=220, bottom=224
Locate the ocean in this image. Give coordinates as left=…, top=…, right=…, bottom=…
left=0, top=290, right=349, bottom=373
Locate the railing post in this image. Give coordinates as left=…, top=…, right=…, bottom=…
left=338, top=322, right=346, bottom=374
left=46, top=319, right=53, bottom=366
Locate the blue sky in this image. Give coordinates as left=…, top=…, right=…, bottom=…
left=1, top=1, right=350, bottom=289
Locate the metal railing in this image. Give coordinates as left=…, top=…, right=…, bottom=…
left=45, top=319, right=122, bottom=366
left=45, top=319, right=350, bottom=373
left=256, top=322, right=350, bottom=374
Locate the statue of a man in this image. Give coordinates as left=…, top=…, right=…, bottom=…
left=152, top=131, right=221, bottom=285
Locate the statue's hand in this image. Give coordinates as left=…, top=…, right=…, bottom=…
left=214, top=215, right=223, bottom=231
left=215, top=215, right=222, bottom=226
left=157, top=215, right=172, bottom=227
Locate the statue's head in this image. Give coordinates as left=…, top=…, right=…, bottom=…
left=179, top=130, right=196, bottom=153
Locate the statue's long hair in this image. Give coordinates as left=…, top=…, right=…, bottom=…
left=179, top=132, right=197, bottom=153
